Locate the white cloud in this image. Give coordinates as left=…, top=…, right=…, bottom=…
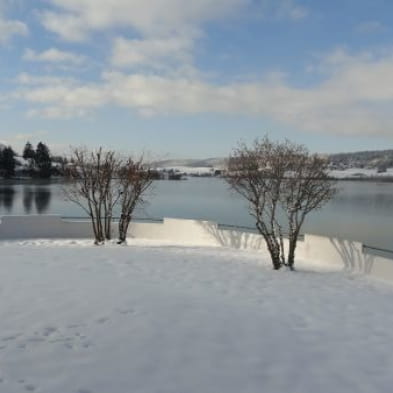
left=40, top=11, right=88, bottom=42
left=39, top=0, right=249, bottom=79
left=13, top=130, right=48, bottom=141
left=23, top=48, right=85, bottom=65
left=41, top=0, right=249, bottom=41
left=356, top=21, right=386, bottom=34
left=39, top=0, right=309, bottom=74
left=111, top=36, right=194, bottom=68
left=0, top=131, right=68, bottom=156
left=14, top=48, right=393, bottom=137
left=16, top=73, right=78, bottom=86
left=27, top=106, right=88, bottom=119
left=276, top=0, right=309, bottom=21
left=288, top=6, right=308, bottom=20
left=0, top=0, right=28, bottom=43
left=0, top=18, right=27, bottom=42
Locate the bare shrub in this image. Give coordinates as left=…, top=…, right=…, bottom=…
left=64, top=147, right=120, bottom=245
left=226, top=136, right=336, bottom=270
left=117, top=157, right=153, bottom=244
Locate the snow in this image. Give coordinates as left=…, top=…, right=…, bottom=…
left=330, top=167, right=393, bottom=178
left=15, top=156, right=30, bottom=168
left=158, top=166, right=216, bottom=175
left=1, top=240, right=393, bottom=393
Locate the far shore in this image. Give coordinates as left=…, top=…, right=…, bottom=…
left=2, top=175, right=393, bottom=183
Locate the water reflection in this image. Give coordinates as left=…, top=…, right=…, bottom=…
left=0, top=179, right=392, bottom=249
left=0, top=187, right=15, bottom=212
left=34, top=187, right=52, bottom=214
left=23, top=186, right=34, bottom=214
left=329, top=183, right=393, bottom=213
left=4, top=185, right=53, bottom=215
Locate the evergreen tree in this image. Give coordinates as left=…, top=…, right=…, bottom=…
left=35, top=142, right=52, bottom=178
left=23, top=141, right=36, bottom=173
left=0, top=146, right=16, bottom=178
left=23, top=142, right=35, bottom=160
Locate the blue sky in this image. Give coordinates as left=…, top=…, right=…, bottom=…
left=0, top=0, right=393, bottom=158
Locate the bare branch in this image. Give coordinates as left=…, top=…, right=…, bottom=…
left=226, top=136, right=336, bottom=270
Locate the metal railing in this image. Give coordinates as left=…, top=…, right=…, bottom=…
left=363, top=244, right=393, bottom=258
left=60, top=215, right=311, bottom=240
left=217, top=223, right=306, bottom=240
left=61, top=216, right=164, bottom=223
left=217, top=223, right=258, bottom=233
left=26, top=215, right=393, bottom=257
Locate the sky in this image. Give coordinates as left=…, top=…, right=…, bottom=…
left=0, top=0, right=393, bottom=158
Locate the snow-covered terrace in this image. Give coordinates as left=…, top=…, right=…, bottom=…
left=0, top=215, right=392, bottom=283
left=1, top=216, right=393, bottom=392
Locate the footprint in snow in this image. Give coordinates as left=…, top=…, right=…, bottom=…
left=2, top=334, right=21, bottom=342
left=42, top=326, right=57, bottom=337
left=67, top=323, right=83, bottom=329
left=117, top=308, right=135, bottom=315
left=96, top=317, right=109, bottom=324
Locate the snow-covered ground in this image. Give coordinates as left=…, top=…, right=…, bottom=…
left=158, top=166, right=216, bottom=176
left=330, top=167, right=393, bottom=178
left=162, top=166, right=393, bottom=179
left=1, top=240, right=393, bottom=393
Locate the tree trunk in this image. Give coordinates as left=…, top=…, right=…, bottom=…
left=257, top=222, right=282, bottom=270
left=287, top=233, right=298, bottom=270
left=266, top=237, right=282, bottom=270
left=104, top=210, right=112, bottom=240
left=118, top=214, right=131, bottom=244
left=93, top=214, right=105, bottom=245
left=90, top=215, right=99, bottom=245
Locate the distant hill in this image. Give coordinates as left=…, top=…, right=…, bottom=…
left=328, top=150, right=393, bottom=169
left=153, top=157, right=227, bottom=169
left=154, top=150, right=393, bottom=171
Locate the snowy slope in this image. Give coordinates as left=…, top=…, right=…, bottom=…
left=1, top=240, right=393, bottom=393
left=157, top=166, right=216, bottom=175
left=330, top=167, right=393, bottom=178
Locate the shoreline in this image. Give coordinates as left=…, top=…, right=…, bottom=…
left=2, top=176, right=393, bottom=183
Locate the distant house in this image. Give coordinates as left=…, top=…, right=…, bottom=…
left=377, top=165, right=387, bottom=173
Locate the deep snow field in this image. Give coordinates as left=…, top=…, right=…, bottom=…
left=1, top=239, right=393, bottom=393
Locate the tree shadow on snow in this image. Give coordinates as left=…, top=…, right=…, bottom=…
left=198, top=221, right=265, bottom=250
left=329, top=238, right=375, bottom=274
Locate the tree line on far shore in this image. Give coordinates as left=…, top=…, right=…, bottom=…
left=0, top=141, right=66, bottom=179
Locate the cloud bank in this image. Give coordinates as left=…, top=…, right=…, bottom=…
left=0, top=0, right=28, bottom=43
left=2, top=0, right=392, bottom=139
left=14, top=47, right=393, bottom=136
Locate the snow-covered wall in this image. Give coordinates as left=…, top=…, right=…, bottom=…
left=0, top=215, right=392, bottom=283
left=129, top=218, right=269, bottom=250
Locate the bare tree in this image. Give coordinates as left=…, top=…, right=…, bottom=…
left=101, top=151, right=122, bottom=240
left=226, top=136, right=336, bottom=270
left=117, top=157, right=153, bottom=244
left=281, top=151, right=336, bottom=270
left=226, top=138, right=284, bottom=269
left=64, top=147, right=120, bottom=245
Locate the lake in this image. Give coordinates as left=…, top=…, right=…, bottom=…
left=0, top=178, right=391, bottom=250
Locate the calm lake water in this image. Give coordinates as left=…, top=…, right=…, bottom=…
left=0, top=178, right=392, bottom=250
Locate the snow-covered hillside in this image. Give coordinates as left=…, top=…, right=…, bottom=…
left=157, top=166, right=216, bottom=176
left=330, top=167, right=393, bottom=179
left=1, top=240, right=393, bottom=393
